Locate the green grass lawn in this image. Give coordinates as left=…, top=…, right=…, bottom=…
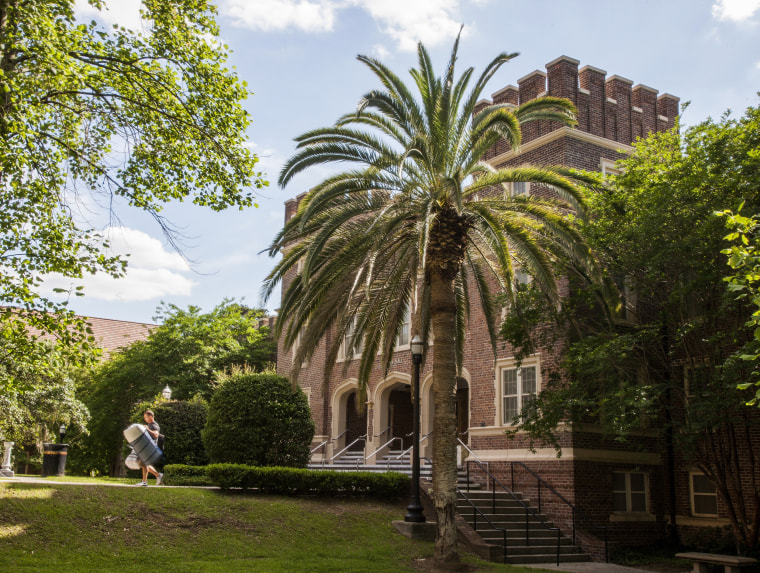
left=0, top=479, right=558, bottom=573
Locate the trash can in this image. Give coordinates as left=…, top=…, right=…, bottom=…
left=41, top=443, right=68, bottom=477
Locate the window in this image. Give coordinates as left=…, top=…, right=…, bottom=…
left=293, top=325, right=309, bottom=368
left=511, top=181, right=530, bottom=197
left=396, top=307, right=410, bottom=348
left=600, top=158, right=623, bottom=177
left=501, top=365, right=537, bottom=425
left=690, top=472, right=718, bottom=517
left=612, top=471, right=648, bottom=513
left=684, top=364, right=712, bottom=400
left=613, top=275, right=637, bottom=324
left=341, top=317, right=363, bottom=360
left=515, top=269, right=530, bottom=290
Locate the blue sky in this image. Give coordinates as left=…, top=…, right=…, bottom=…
left=54, top=0, right=760, bottom=325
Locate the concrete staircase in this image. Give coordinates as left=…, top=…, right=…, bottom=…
left=456, top=489, right=591, bottom=565
left=308, top=449, right=433, bottom=478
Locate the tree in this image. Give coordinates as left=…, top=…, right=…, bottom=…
left=202, top=369, right=314, bottom=467
left=505, top=104, right=760, bottom=553
left=264, top=37, right=600, bottom=562
left=0, top=0, right=266, bottom=393
left=74, top=300, right=275, bottom=475
left=719, top=208, right=760, bottom=401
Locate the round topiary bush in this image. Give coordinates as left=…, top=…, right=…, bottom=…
left=202, top=370, right=314, bottom=467
left=151, top=400, right=210, bottom=466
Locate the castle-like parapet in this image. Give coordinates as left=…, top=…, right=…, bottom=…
left=476, top=56, right=679, bottom=156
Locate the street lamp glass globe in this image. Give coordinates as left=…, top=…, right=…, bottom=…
left=161, top=385, right=172, bottom=400
left=410, top=335, right=424, bottom=357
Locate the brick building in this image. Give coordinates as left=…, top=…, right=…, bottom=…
left=277, top=56, right=748, bottom=556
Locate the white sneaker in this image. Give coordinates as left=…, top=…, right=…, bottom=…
left=156, top=473, right=164, bottom=486
left=135, top=481, right=148, bottom=486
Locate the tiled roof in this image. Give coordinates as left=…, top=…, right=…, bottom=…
left=83, top=316, right=156, bottom=359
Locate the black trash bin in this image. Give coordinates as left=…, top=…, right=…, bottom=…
left=41, top=443, right=68, bottom=477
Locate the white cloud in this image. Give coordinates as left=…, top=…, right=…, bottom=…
left=712, top=0, right=760, bottom=22
left=372, top=44, right=391, bottom=59
left=75, top=0, right=144, bottom=31
left=42, top=227, right=196, bottom=303
left=220, top=0, right=339, bottom=32
left=219, top=0, right=465, bottom=51
left=354, top=0, right=465, bottom=52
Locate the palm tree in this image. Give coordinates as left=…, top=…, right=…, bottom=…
left=264, top=36, right=601, bottom=563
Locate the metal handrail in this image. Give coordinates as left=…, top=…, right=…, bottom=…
left=457, top=437, right=488, bottom=471
left=315, top=430, right=351, bottom=467
left=510, top=461, right=608, bottom=562
left=374, top=425, right=391, bottom=438
left=397, top=431, right=433, bottom=460
left=365, top=436, right=403, bottom=465
left=310, top=440, right=329, bottom=455
left=456, top=490, right=510, bottom=564
left=465, top=459, right=562, bottom=566
left=329, top=435, right=366, bottom=463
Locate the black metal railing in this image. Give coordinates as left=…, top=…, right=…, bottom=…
left=456, top=490, right=510, bottom=564
left=463, top=459, right=562, bottom=566
left=510, top=461, right=608, bottom=562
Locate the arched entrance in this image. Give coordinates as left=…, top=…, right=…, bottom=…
left=345, top=391, right=367, bottom=451
left=371, top=373, right=412, bottom=455
left=388, top=386, right=413, bottom=450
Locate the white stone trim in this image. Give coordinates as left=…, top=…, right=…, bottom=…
left=467, top=447, right=661, bottom=465
left=487, top=126, right=634, bottom=167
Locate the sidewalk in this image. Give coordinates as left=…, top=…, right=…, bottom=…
left=1, top=475, right=185, bottom=488
left=525, top=564, right=665, bottom=573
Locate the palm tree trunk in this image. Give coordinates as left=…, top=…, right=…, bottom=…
left=430, top=272, right=459, bottom=563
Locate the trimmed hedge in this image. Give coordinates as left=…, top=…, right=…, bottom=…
left=202, top=371, right=314, bottom=467
left=165, top=463, right=409, bottom=498
left=163, top=464, right=215, bottom=487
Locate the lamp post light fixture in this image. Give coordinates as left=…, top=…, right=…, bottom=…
left=161, top=385, right=172, bottom=400
left=405, top=335, right=426, bottom=523
left=59, top=424, right=66, bottom=444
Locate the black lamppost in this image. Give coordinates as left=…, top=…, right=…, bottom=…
left=405, top=335, right=425, bottom=523
left=59, top=424, right=66, bottom=444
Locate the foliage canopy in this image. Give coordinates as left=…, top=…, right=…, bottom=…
left=504, top=103, right=760, bottom=552
left=0, top=0, right=265, bottom=393
left=72, top=300, right=275, bottom=475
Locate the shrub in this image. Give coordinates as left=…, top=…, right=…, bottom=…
left=163, top=464, right=215, bottom=486
left=204, top=463, right=409, bottom=498
left=148, top=400, right=210, bottom=466
left=202, top=370, right=314, bottom=467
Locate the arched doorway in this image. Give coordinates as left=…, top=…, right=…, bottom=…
left=388, top=386, right=413, bottom=450
left=345, top=391, right=367, bottom=451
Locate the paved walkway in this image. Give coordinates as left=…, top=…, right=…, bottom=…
left=525, top=564, right=665, bottom=573
left=1, top=475, right=187, bottom=488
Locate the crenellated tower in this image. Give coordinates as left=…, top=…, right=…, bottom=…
left=476, top=55, right=679, bottom=171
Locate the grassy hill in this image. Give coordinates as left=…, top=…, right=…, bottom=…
left=0, top=480, right=550, bottom=573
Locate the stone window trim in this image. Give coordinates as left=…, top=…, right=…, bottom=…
left=611, top=470, right=650, bottom=515
left=337, top=317, right=364, bottom=362
left=690, top=471, right=719, bottom=518
left=600, top=157, right=623, bottom=177
left=494, top=355, right=541, bottom=427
